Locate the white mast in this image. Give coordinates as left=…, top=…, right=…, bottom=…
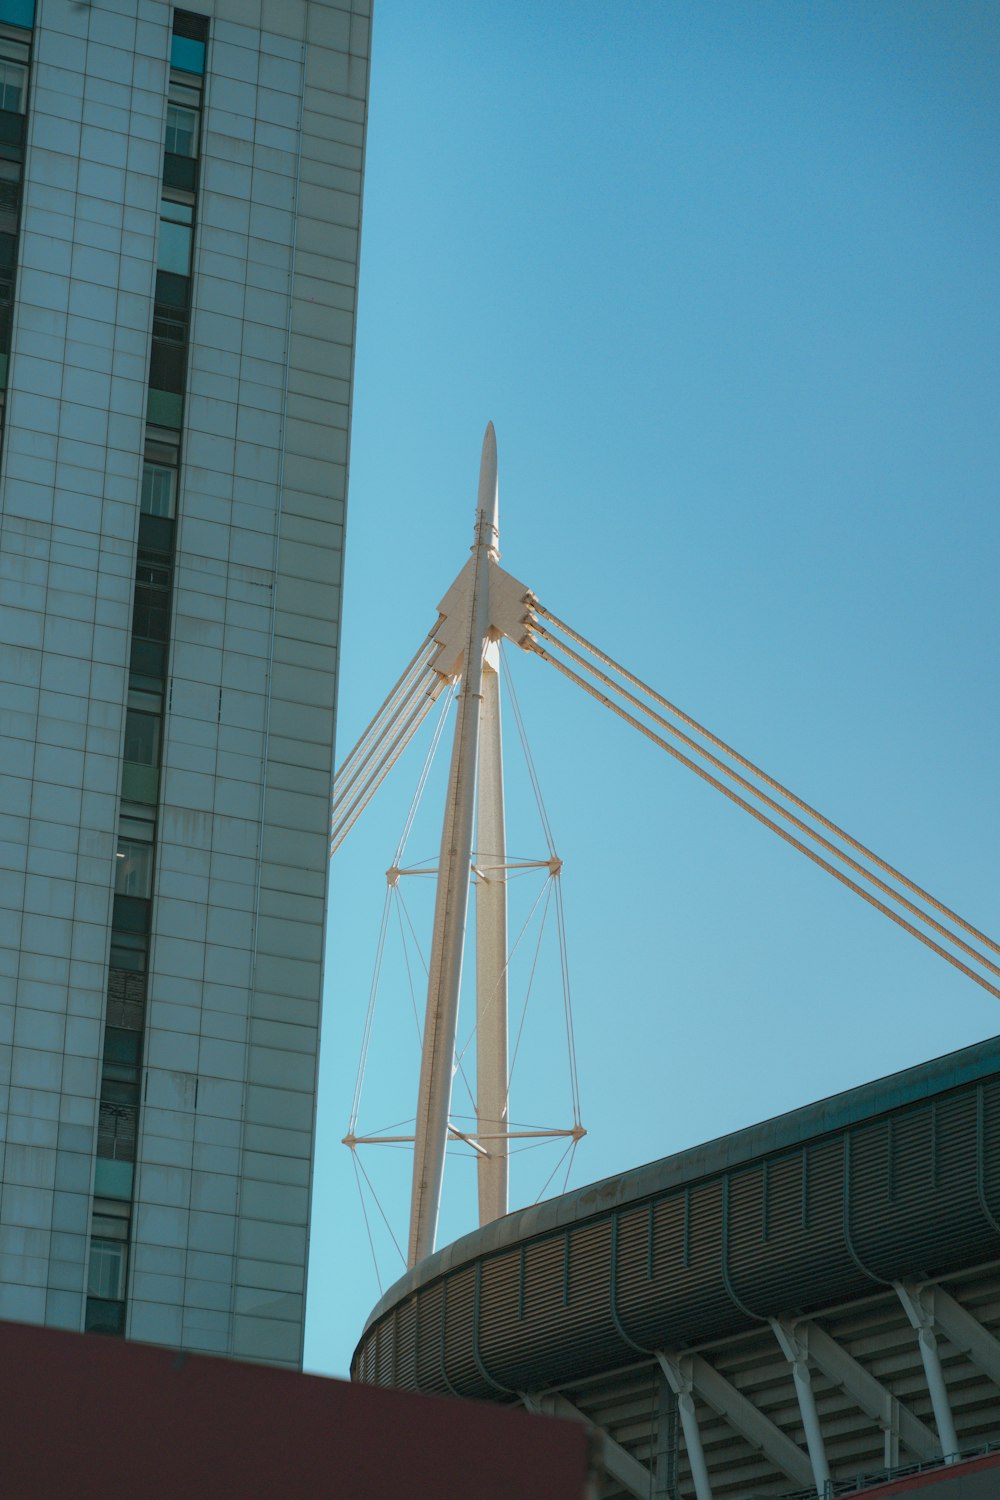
left=475, top=613, right=509, bottom=1228
left=339, top=425, right=582, bottom=1269
left=408, top=424, right=502, bottom=1267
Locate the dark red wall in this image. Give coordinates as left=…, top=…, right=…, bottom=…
left=855, top=1452, right=1000, bottom=1498
left=0, top=1322, right=590, bottom=1500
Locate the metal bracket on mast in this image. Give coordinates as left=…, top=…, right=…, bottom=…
left=407, top=423, right=537, bottom=1268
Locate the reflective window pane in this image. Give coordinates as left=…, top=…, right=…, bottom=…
left=84, top=1296, right=126, bottom=1336
left=165, top=103, right=198, bottom=157
left=127, top=684, right=162, bottom=715
left=149, top=337, right=186, bottom=394
left=124, top=709, right=159, bottom=767
left=141, top=461, right=176, bottom=517
left=0, top=159, right=20, bottom=235
left=109, top=928, right=147, bottom=973
left=92, top=1201, right=130, bottom=1241
left=161, top=197, right=193, bottom=226
left=0, top=0, right=35, bottom=30
left=157, top=218, right=191, bottom=276
left=88, top=1239, right=127, bottom=1301
left=119, top=803, right=155, bottom=841
left=170, top=34, right=205, bottom=75
left=115, top=838, right=153, bottom=899
left=0, top=60, right=26, bottom=113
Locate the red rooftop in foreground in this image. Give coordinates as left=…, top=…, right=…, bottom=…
left=0, top=1320, right=593, bottom=1500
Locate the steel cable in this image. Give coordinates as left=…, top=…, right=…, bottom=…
left=532, top=622, right=1000, bottom=984
left=529, top=640, right=1000, bottom=1003
left=536, top=603, right=1000, bottom=962
left=332, top=623, right=440, bottom=801
left=330, top=688, right=438, bottom=855
left=331, top=663, right=439, bottom=823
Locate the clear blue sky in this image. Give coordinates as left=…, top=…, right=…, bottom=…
left=304, top=1, right=1000, bottom=1377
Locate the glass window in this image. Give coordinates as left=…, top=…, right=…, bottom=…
left=115, top=837, right=152, bottom=899
left=84, top=1297, right=125, bottom=1336
left=141, top=461, right=176, bottom=517
left=97, top=1098, right=137, bottom=1159
left=145, top=426, right=181, bottom=468
left=165, top=103, right=197, bottom=157
left=92, top=1200, right=130, bottom=1239
left=158, top=198, right=193, bottom=278
left=103, top=1027, right=141, bottom=1068
left=0, top=34, right=29, bottom=63
left=127, top=682, right=162, bottom=715
left=131, top=552, right=172, bottom=640
left=157, top=217, right=191, bottom=277
left=116, top=809, right=155, bottom=894
left=119, top=805, right=155, bottom=843
left=149, top=336, right=186, bottom=394
left=0, top=0, right=35, bottom=30
left=88, top=1239, right=127, bottom=1301
left=0, top=159, right=20, bottom=236
left=169, top=79, right=201, bottom=110
left=170, top=35, right=205, bottom=75
left=100, top=1051, right=139, bottom=1106
left=124, top=708, right=159, bottom=767
left=105, top=966, right=146, bottom=1031
left=109, top=928, right=147, bottom=973
left=0, top=58, right=26, bottom=113
left=161, top=196, right=192, bottom=227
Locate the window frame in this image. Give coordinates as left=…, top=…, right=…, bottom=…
left=0, top=56, right=26, bottom=113
left=165, top=101, right=198, bottom=158
left=87, top=1237, right=128, bottom=1301
left=141, top=459, right=177, bottom=518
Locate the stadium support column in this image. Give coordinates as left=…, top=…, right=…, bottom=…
left=895, top=1282, right=959, bottom=1462
left=771, top=1319, right=831, bottom=1497
left=656, top=1354, right=713, bottom=1500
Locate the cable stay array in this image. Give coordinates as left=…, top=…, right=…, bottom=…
left=329, top=624, right=445, bottom=857
left=330, top=421, right=998, bottom=1279
left=523, top=605, right=1000, bottom=1003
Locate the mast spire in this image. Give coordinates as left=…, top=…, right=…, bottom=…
left=477, top=419, right=500, bottom=557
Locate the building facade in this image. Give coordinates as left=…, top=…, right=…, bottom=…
left=0, top=0, right=369, bottom=1367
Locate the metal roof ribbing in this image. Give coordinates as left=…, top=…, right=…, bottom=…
left=361, top=1034, right=1000, bottom=1336
left=354, top=1035, right=1000, bottom=1398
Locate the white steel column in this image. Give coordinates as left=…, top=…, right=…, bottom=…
left=771, top=1318, right=831, bottom=1497
left=795, top=1318, right=936, bottom=1462
left=475, top=652, right=508, bottom=1224
left=408, top=425, right=500, bottom=1268
left=656, top=1353, right=714, bottom=1500
left=895, top=1282, right=960, bottom=1462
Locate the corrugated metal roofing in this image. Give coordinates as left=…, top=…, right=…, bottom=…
left=352, top=1035, right=1000, bottom=1400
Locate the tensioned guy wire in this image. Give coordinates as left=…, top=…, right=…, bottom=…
left=532, top=620, right=1000, bottom=984
left=331, top=664, right=438, bottom=819
left=536, top=603, right=1000, bottom=962
left=330, top=689, right=438, bottom=855
left=529, top=638, right=1000, bottom=1003
left=332, top=623, right=439, bottom=793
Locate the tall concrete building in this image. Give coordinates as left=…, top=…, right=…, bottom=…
left=0, top=0, right=369, bottom=1367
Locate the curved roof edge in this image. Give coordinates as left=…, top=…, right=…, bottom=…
left=360, top=1032, right=1000, bottom=1338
